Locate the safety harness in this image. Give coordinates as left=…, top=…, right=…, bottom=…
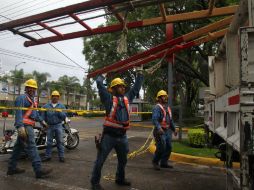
left=104, top=96, right=130, bottom=130
left=157, top=104, right=172, bottom=129
left=22, top=95, right=37, bottom=126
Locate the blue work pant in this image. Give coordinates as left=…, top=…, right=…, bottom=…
left=153, top=128, right=172, bottom=166
left=8, top=125, right=42, bottom=174
left=91, top=134, right=129, bottom=185
left=45, top=124, right=64, bottom=158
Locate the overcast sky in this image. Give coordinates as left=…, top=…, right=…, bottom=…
left=0, top=0, right=106, bottom=83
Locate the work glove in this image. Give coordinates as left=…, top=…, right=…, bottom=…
left=65, top=117, right=71, bottom=124
left=17, top=127, right=28, bottom=142
left=95, top=133, right=102, bottom=150
left=40, top=120, right=49, bottom=129
left=157, top=128, right=164, bottom=135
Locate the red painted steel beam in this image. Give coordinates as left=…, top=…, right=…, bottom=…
left=166, top=23, right=173, bottom=63
left=108, top=5, right=124, bottom=23
left=87, top=16, right=232, bottom=78
left=24, top=6, right=236, bottom=47
left=0, top=0, right=127, bottom=31
left=113, top=29, right=228, bottom=74
left=24, top=21, right=143, bottom=47
left=37, top=22, right=64, bottom=38
left=69, top=14, right=93, bottom=32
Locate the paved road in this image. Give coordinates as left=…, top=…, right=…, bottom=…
left=0, top=117, right=226, bottom=190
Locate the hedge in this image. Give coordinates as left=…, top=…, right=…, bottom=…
left=187, top=128, right=206, bottom=148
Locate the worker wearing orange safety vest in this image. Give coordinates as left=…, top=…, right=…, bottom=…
left=152, top=90, right=177, bottom=171
left=7, top=79, right=52, bottom=179
left=91, top=69, right=143, bottom=190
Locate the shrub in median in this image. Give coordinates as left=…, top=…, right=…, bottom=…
left=187, top=128, right=205, bottom=148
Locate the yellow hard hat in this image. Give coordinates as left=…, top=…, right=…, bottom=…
left=24, top=79, right=38, bottom=89
left=156, top=90, right=168, bottom=100
left=51, top=90, right=60, bottom=97
left=110, top=78, right=126, bottom=89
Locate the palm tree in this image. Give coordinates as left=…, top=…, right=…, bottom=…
left=32, top=71, right=51, bottom=104
left=58, top=75, right=79, bottom=106
left=83, top=77, right=96, bottom=109
left=9, top=69, right=24, bottom=96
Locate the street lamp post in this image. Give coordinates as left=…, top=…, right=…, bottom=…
left=13, top=62, right=25, bottom=102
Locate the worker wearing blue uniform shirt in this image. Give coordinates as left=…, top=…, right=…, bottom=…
left=90, top=69, right=144, bottom=190
left=41, top=90, right=67, bottom=163
left=152, top=90, right=177, bottom=170
left=7, top=79, right=52, bottom=178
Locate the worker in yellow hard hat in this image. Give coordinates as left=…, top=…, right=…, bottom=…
left=7, top=79, right=52, bottom=178
left=91, top=67, right=144, bottom=190
left=41, top=90, right=67, bottom=163
left=152, top=90, right=177, bottom=171
left=108, top=77, right=126, bottom=93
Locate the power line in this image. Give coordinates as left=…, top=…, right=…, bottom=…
left=0, top=0, right=67, bottom=22
left=0, top=52, right=82, bottom=70
left=1, top=76, right=83, bottom=87
left=0, top=0, right=67, bottom=37
left=33, top=31, right=86, bottom=70
left=7, top=0, right=60, bottom=20
left=0, top=35, right=22, bottom=41
left=0, top=48, right=81, bottom=68
left=0, top=0, right=25, bottom=12
left=0, top=14, right=87, bottom=71
left=0, top=0, right=41, bottom=16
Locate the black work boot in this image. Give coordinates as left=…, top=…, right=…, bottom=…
left=42, top=157, right=51, bottom=162
left=115, top=179, right=131, bottom=186
left=7, top=168, right=25, bottom=175
left=59, top=157, right=65, bottom=163
left=91, top=183, right=104, bottom=190
left=160, top=164, right=173, bottom=169
left=35, top=168, right=53, bottom=179
left=152, top=162, right=160, bottom=170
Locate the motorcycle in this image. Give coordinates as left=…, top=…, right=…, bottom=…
left=0, top=119, right=79, bottom=154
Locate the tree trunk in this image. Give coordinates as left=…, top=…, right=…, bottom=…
left=67, top=92, right=69, bottom=106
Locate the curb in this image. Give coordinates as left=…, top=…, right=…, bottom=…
left=149, top=141, right=240, bottom=168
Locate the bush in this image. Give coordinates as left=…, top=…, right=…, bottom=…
left=187, top=128, right=206, bottom=148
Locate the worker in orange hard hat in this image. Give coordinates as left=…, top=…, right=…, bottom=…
left=7, top=79, right=52, bottom=179
left=152, top=90, right=177, bottom=170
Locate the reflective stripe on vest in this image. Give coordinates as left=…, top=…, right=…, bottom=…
left=157, top=104, right=172, bottom=129
left=23, top=95, right=37, bottom=126
left=104, top=96, right=130, bottom=130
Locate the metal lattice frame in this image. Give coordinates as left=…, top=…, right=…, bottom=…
left=0, top=0, right=239, bottom=75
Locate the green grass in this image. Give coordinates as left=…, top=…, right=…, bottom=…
left=179, top=117, right=204, bottom=128
left=172, top=140, right=218, bottom=158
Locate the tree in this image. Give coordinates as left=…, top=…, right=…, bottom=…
left=58, top=75, right=79, bottom=106
left=83, top=0, right=239, bottom=115
left=9, top=69, right=24, bottom=96
left=32, top=71, right=51, bottom=104
left=83, top=77, right=96, bottom=109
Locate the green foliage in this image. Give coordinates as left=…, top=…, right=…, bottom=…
left=32, top=71, right=51, bottom=103
left=58, top=75, right=80, bottom=106
left=9, top=69, right=24, bottom=95
left=187, top=128, right=206, bottom=147
left=83, top=0, right=239, bottom=114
